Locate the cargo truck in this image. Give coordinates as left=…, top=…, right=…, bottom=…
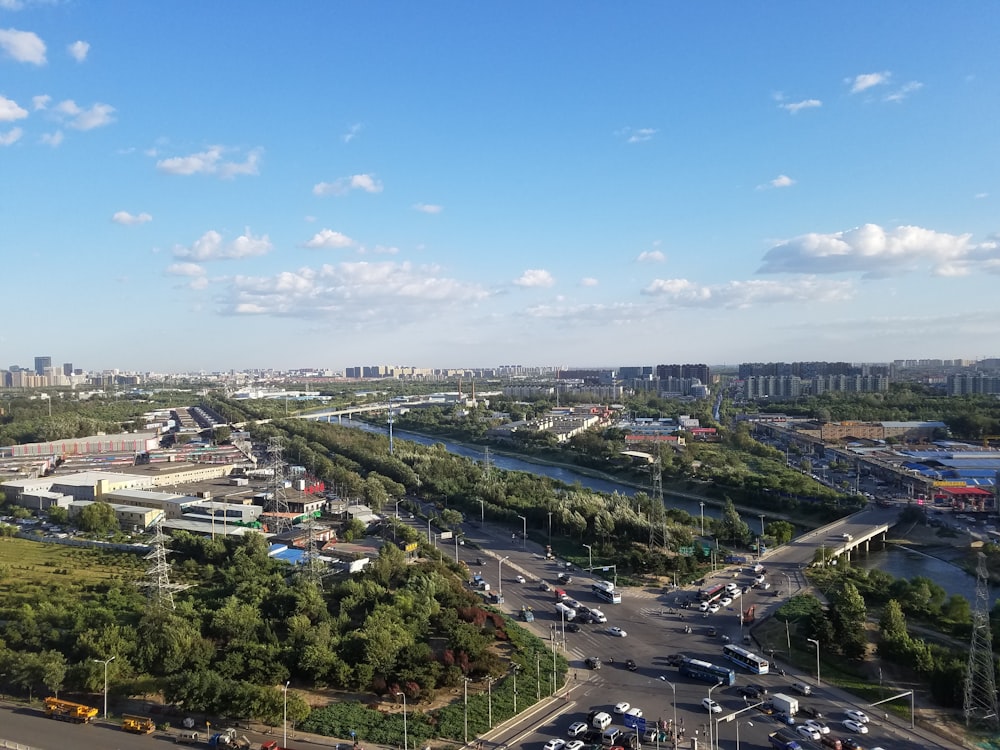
left=43, top=697, right=99, bottom=723
left=768, top=731, right=802, bottom=750
left=174, top=729, right=202, bottom=744
left=122, top=714, right=156, bottom=733
left=770, top=693, right=799, bottom=716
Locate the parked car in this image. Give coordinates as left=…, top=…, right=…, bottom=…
left=625, top=707, right=643, bottom=719
left=544, top=740, right=567, bottom=750
left=566, top=742, right=585, bottom=750
left=567, top=722, right=588, bottom=738
left=614, top=702, right=631, bottom=714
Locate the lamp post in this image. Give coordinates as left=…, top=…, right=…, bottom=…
left=707, top=680, right=723, bottom=750
left=427, top=517, right=433, bottom=545
left=511, top=664, right=519, bottom=714
left=478, top=498, right=485, bottom=523
left=780, top=571, right=792, bottom=599
left=283, top=680, right=290, bottom=748
left=395, top=692, right=408, bottom=750
left=807, top=637, right=821, bottom=686
left=661, top=677, right=677, bottom=749
left=699, top=501, right=705, bottom=536
left=498, top=555, right=510, bottom=597
left=463, top=677, right=471, bottom=744
left=454, top=533, right=462, bottom=564
left=758, top=514, right=766, bottom=556
left=93, top=656, right=115, bottom=720
left=583, top=543, right=593, bottom=571
left=395, top=499, right=402, bottom=519
left=487, top=676, right=495, bottom=728
left=517, top=514, right=527, bottom=547
left=547, top=511, right=553, bottom=544
left=736, top=720, right=752, bottom=750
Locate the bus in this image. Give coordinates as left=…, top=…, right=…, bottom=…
left=592, top=580, right=622, bottom=604
left=678, top=657, right=736, bottom=686
left=698, top=583, right=726, bottom=603
left=722, top=643, right=769, bottom=674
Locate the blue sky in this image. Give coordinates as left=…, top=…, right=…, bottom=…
left=2, top=2, right=999, bottom=373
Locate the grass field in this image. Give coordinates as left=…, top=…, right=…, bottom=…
left=0, top=536, right=144, bottom=587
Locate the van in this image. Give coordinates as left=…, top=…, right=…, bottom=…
left=790, top=681, right=812, bottom=696
left=591, top=711, right=613, bottom=731
left=589, top=608, right=608, bottom=623
left=602, top=728, right=622, bottom=745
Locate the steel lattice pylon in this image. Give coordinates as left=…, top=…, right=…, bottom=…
left=140, top=518, right=191, bottom=610
left=266, top=436, right=294, bottom=536
left=963, top=552, right=999, bottom=728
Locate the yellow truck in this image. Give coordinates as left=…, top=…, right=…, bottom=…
left=43, top=697, right=99, bottom=723
left=122, top=714, right=156, bottom=733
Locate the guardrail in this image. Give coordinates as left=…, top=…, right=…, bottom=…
left=1, top=740, right=44, bottom=750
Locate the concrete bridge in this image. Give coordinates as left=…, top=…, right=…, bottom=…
left=822, top=521, right=892, bottom=563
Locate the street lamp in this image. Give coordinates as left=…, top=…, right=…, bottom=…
left=463, top=678, right=471, bottom=744
left=395, top=692, right=408, bottom=750
left=780, top=571, right=792, bottom=598
left=736, top=720, right=753, bottom=750
left=660, top=677, right=678, bottom=749
left=510, top=664, right=519, bottom=714
left=548, top=511, right=553, bottom=543
left=93, top=656, right=115, bottom=720
left=699, top=502, right=705, bottom=536
left=427, top=516, right=433, bottom=545
left=478, top=498, right=485, bottom=523
left=395, top=499, right=402, bottom=519
left=517, top=514, right=527, bottom=547
left=454, top=533, right=464, bottom=564
left=758, top=514, right=766, bottom=556
left=807, top=638, right=821, bottom=686
left=498, top=555, right=510, bottom=597
left=487, top=676, right=495, bottom=728
left=283, top=680, right=290, bottom=748
left=707, top=680, right=723, bottom=750
left=583, top=543, right=593, bottom=571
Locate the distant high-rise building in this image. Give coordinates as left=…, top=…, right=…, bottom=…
left=34, top=356, right=52, bottom=376
left=63, top=362, right=73, bottom=376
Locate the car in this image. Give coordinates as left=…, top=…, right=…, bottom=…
left=748, top=683, right=769, bottom=696
left=608, top=626, right=628, bottom=637
left=720, top=596, right=733, bottom=607
left=565, top=622, right=582, bottom=633
left=625, top=659, right=638, bottom=671
left=545, top=739, right=567, bottom=750
left=614, top=702, right=631, bottom=714
left=566, top=742, right=585, bottom=750
left=558, top=573, right=574, bottom=584
left=515, top=575, right=526, bottom=583
left=702, top=698, right=722, bottom=714
left=840, top=739, right=863, bottom=750
left=666, top=653, right=686, bottom=666
left=708, top=603, right=721, bottom=614
left=707, top=626, right=718, bottom=637
left=566, top=598, right=583, bottom=609
left=774, top=711, right=795, bottom=725
left=699, top=601, right=710, bottom=612
left=796, top=726, right=821, bottom=740
left=754, top=575, right=766, bottom=585
left=843, top=720, right=868, bottom=735
left=820, top=737, right=844, bottom=749
left=567, top=722, right=588, bottom=738
left=539, top=582, right=552, bottom=592
left=799, top=705, right=823, bottom=719
left=582, top=731, right=604, bottom=744
left=625, top=707, right=643, bottom=719
left=804, top=719, right=830, bottom=735
left=845, top=710, right=869, bottom=724
left=585, top=656, right=602, bottom=669
left=738, top=686, right=763, bottom=699
left=753, top=563, right=764, bottom=573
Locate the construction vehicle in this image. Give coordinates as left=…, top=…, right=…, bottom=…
left=209, top=727, right=252, bottom=747
left=43, top=696, right=99, bottom=723
left=520, top=605, right=535, bottom=622
left=122, top=714, right=156, bottom=733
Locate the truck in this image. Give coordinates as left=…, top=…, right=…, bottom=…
left=520, top=605, right=535, bottom=622
left=768, top=731, right=802, bottom=750
left=208, top=728, right=252, bottom=747
left=555, top=601, right=577, bottom=620
left=43, top=697, right=99, bottom=723
left=770, top=693, right=799, bottom=716
left=122, top=714, right=156, bottom=733
left=174, top=729, right=202, bottom=744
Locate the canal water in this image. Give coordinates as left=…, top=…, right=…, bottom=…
left=333, top=417, right=997, bottom=605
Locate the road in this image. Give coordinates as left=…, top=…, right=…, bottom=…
left=411, top=501, right=961, bottom=750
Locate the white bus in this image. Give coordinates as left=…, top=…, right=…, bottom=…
left=722, top=643, right=769, bottom=674
left=592, top=580, right=622, bottom=604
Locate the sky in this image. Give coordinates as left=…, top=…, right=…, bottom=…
left=2, top=2, right=999, bottom=373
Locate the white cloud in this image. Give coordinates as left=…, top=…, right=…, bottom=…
left=641, top=276, right=854, bottom=308
left=0, top=95, right=28, bottom=122
left=778, top=99, right=822, bottom=114
left=220, top=261, right=491, bottom=318
left=0, top=0, right=25, bottom=9
left=758, top=223, right=1000, bottom=278
left=884, top=81, right=923, bottom=103
left=31, top=94, right=49, bottom=110
left=67, top=40, right=89, bottom=62
left=54, top=99, right=115, bottom=130
left=303, top=229, right=354, bottom=249
left=616, top=126, right=657, bottom=143
left=636, top=250, right=666, bottom=263
left=513, top=269, right=555, bottom=288
left=313, top=173, right=383, bottom=196
left=173, top=229, right=273, bottom=261
left=165, top=262, right=206, bottom=277
left=156, top=145, right=262, bottom=178
left=39, top=130, right=62, bottom=147
left=0, top=126, right=22, bottom=146
left=112, top=210, right=152, bottom=225
left=975, top=193, right=989, bottom=199
left=0, top=27, right=46, bottom=64
left=848, top=71, right=891, bottom=93
left=413, top=202, right=443, bottom=214
left=580, top=277, right=599, bottom=287
left=342, top=123, right=362, bottom=143
left=757, top=174, right=796, bottom=190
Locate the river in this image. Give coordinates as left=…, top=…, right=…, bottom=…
left=332, top=416, right=997, bottom=605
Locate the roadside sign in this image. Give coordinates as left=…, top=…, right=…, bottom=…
left=404, top=542, right=418, bottom=552
left=678, top=546, right=694, bottom=556
left=624, top=715, right=646, bottom=732
left=439, top=531, right=453, bottom=540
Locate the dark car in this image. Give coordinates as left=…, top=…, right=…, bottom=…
left=565, top=622, right=582, bottom=633
left=738, top=686, right=763, bottom=699
left=558, top=573, right=573, bottom=584
left=665, top=653, right=686, bottom=666
left=840, top=739, right=862, bottom=750
left=583, top=731, right=604, bottom=744
left=799, top=705, right=824, bottom=719
left=707, top=626, right=718, bottom=637
left=585, top=656, right=602, bottom=669
left=625, top=659, right=637, bottom=671
left=747, top=683, right=769, bottom=696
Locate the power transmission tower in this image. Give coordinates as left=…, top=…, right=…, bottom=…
left=300, top=513, right=327, bottom=588
left=266, top=436, right=294, bottom=536
left=963, top=552, right=999, bottom=728
left=649, top=455, right=663, bottom=549
left=140, top=518, right=190, bottom=611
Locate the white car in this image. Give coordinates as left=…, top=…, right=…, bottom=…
left=708, top=603, right=721, bottom=614
left=608, top=626, right=628, bottom=637
left=845, top=709, right=869, bottom=724
left=614, top=701, right=631, bottom=714
left=699, top=601, right=710, bottom=612
left=566, top=598, right=583, bottom=610
left=754, top=575, right=766, bottom=585
left=626, top=707, right=644, bottom=719
left=804, top=720, right=830, bottom=735
left=544, top=740, right=567, bottom=750
left=515, top=575, right=526, bottom=584
left=702, top=698, right=722, bottom=714
left=843, top=719, right=868, bottom=735
left=567, top=722, right=588, bottom=737
left=566, top=742, right=585, bottom=750
left=796, top=725, right=820, bottom=741
left=720, top=596, right=733, bottom=607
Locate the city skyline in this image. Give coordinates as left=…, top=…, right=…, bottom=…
left=2, top=3, right=999, bottom=371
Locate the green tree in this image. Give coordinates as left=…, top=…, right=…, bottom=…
left=879, top=599, right=908, bottom=642
left=765, top=520, right=795, bottom=545
left=77, top=501, right=119, bottom=534
left=47, top=506, right=70, bottom=525
left=828, top=580, right=868, bottom=660
left=718, top=498, right=751, bottom=546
